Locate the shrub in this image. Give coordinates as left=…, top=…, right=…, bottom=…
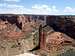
left=57, top=48, right=75, bottom=56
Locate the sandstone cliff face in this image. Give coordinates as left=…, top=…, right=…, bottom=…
left=0, top=15, right=36, bottom=39
left=0, top=15, right=75, bottom=56
left=0, top=15, right=38, bottom=56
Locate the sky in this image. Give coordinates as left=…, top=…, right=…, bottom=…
left=0, top=0, right=75, bottom=15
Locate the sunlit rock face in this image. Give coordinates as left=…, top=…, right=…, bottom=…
left=45, top=32, right=73, bottom=52
left=0, top=15, right=34, bottom=39
left=0, top=14, right=41, bottom=56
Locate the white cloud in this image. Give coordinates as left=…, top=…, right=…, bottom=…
left=31, top=4, right=59, bottom=15
left=64, top=7, right=75, bottom=13
left=52, top=5, right=58, bottom=12
left=0, top=7, right=31, bottom=14
left=4, top=0, right=20, bottom=2
left=0, top=4, right=59, bottom=15
left=2, top=1, right=75, bottom=14
left=0, top=3, right=31, bottom=14
left=0, top=3, right=6, bottom=6
left=0, top=3, right=75, bottom=15
left=31, top=4, right=52, bottom=14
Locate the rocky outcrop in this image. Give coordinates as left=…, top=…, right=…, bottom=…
left=46, top=32, right=74, bottom=52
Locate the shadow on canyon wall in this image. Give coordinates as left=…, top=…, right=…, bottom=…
left=0, top=15, right=22, bottom=29
left=46, top=16, right=75, bottom=39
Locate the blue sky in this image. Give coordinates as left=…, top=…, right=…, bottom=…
left=0, top=0, right=75, bottom=15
